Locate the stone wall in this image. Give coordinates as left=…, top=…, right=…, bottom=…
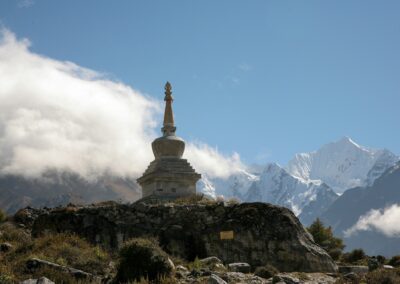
left=31, top=202, right=337, bottom=273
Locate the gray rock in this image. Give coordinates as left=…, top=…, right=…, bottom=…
left=343, top=272, right=359, bottom=281
left=200, top=256, right=223, bottom=266
left=273, top=274, right=300, bottom=284
left=225, top=272, right=268, bottom=283
left=208, top=274, right=227, bottom=284
left=228, top=262, right=251, bottom=273
left=26, top=258, right=98, bottom=282
left=338, top=265, right=369, bottom=274
left=20, top=277, right=55, bottom=284
left=176, top=265, right=189, bottom=273
left=32, top=202, right=338, bottom=272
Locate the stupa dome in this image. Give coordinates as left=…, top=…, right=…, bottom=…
left=152, top=135, right=185, bottom=158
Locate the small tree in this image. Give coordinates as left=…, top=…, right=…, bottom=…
left=342, top=249, right=367, bottom=264
left=0, top=208, right=6, bottom=223
left=388, top=255, right=400, bottom=267
left=307, top=218, right=345, bottom=260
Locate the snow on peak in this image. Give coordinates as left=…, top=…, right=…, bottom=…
left=286, top=137, right=399, bottom=193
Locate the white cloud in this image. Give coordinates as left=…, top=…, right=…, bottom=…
left=0, top=28, right=244, bottom=180
left=185, top=142, right=244, bottom=179
left=344, top=204, right=400, bottom=238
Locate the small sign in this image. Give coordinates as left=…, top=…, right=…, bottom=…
left=220, top=230, right=234, bottom=240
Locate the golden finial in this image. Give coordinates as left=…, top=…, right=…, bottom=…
left=164, top=81, right=173, bottom=101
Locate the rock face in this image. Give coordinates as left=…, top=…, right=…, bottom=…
left=32, top=202, right=337, bottom=273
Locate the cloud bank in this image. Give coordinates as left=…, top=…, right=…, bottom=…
left=344, top=204, right=400, bottom=238
left=0, top=29, right=243, bottom=180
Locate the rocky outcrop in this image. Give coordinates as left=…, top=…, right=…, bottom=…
left=26, top=258, right=100, bottom=283
left=31, top=202, right=337, bottom=273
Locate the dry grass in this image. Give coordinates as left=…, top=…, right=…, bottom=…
left=173, top=194, right=217, bottom=205
left=0, top=222, right=112, bottom=282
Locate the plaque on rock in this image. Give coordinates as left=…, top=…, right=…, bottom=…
left=220, top=230, right=234, bottom=240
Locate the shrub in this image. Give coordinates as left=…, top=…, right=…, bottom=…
left=254, top=264, right=279, bottom=279
left=365, top=267, right=400, bottom=284
left=377, top=255, right=386, bottom=265
left=307, top=218, right=345, bottom=260
left=115, top=238, right=173, bottom=283
left=173, top=193, right=216, bottom=205
left=0, top=222, right=31, bottom=246
left=389, top=255, right=400, bottom=267
left=0, top=274, right=13, bottom=284
left=342, top=249, right=367, bottom=264
left=0, top=209, right=6, bottom=223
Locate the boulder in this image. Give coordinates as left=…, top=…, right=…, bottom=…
left=224, top=272, right=268, bottom=283
left=20, top=277, right=55, bottom=284
left=200, top=256, right=223, bottom=267
left=32, top=202, right=338, bottom=272
left=338, top=265, right=369, bottom=274
left=273, top=274, right=300, bottom=284
left=228, top=263, right=251, bottom=273
left=208, top=274, right=227, bottom=284
left=26, top=258, right=98, bottom=282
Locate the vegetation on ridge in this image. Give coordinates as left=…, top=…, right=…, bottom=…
left=307, top=218, right=345, bottom=261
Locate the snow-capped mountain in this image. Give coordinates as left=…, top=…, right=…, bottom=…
left=245, top=163, right=338, bottom=219
left=286, top=137, right=398, bottom=193
left=198, top=170, right=259, bottom=199
left=198, top=137, right=398, bottom=225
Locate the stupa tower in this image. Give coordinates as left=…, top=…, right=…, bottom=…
left=137, top=82, right=201, bottom=199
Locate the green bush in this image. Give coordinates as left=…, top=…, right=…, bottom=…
left=254, top=264, right=279, bottom=279
left=115, top=238, right=173, bottom=283
left=342, top=249, right=367, bottom=264
left=389, top=255, right=400, bottom=267
left=307, top=218, right=345, bottom=260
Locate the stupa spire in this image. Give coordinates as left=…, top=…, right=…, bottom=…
left=162, top=81, right=176, bottom=136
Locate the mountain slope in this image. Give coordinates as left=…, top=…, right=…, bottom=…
left=286, top=137, right=398, bottom=193
left=0, top=171, right=141, bottom=214
left=245, top=163, right=338, bottom=223
left=320, top=162, right=400, bottom=256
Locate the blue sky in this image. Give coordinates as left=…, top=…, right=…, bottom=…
left=1, top=0, right=399, bottom=165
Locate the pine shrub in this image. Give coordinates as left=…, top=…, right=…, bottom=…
left=115, top=238, right=173, bottom=283
left=307, top=218, right=345, bottom=260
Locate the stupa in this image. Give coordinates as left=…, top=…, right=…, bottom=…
left=137, top=82, right=201, bottom=199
